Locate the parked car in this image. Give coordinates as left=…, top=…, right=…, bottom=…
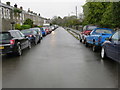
left=51, top=26, right=55, bottom=31
left=79, top=25, right=98, bottom=43
left=40, top=27, right=46, bottom=36
left=0, top=30, right=31, bottom=56
left=21, top=29, right=41, bottom=45
left=101, top=30, right=120, bottom=62
left=85, top=28, right=114, bottom=51
left=30, top=28, right=43, bottom=39
left=48, top=26, right=52, bottom=33
left=43, top=27, right=50, bottom=34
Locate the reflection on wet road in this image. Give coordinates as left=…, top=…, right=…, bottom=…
left=2, top=27, right=118, bottom=88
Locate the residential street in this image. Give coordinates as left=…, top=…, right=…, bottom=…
left=2, top=27, right=118, bottom=88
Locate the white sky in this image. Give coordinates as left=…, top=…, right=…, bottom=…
left=1, top=0, right=86, bottom=19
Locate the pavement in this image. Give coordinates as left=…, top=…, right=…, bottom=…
left=2, top=27, right=118, bottom=88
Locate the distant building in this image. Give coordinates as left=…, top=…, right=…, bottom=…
left=0, top=2, right=50, bottom=31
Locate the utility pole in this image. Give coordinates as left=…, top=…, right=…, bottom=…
left=76, top=6, right=77, bottom=19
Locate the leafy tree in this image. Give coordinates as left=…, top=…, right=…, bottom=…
left=23, top=18, right=33, bottom=28
left=15, top=24, right=22, bottom=30
left=83, top=1, right=120, bottom=28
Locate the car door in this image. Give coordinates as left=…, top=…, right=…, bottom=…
left=33, top=31, right=38, bottom=43
left=18, top=31, right=29, bottom=49
left=12, top=31, right=27, bottom=49
left=86, top=32, right=94, bottom=44
left=106, top=31, right=119, bottom=61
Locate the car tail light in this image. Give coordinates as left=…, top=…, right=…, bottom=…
left=46, top=28, right=49, bottom=30
left=10, top=40, right=15, bottom=45
left=81, top=32, right=84, bottom=34
left=28, top=35, right=33, bottom=37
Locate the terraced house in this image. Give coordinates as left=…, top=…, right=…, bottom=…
left=0, top=2, right=48, bottom=31
left=0, top=2, right=13, bottom=30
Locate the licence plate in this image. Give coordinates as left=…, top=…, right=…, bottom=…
left=0, top=46, right=4, bottom=49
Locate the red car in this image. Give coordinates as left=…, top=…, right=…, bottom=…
left=79, top=25, right=98, bottom=44
left=43, top=27, right=52, bottom=34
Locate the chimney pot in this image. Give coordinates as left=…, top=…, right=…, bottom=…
left=14, top=4, right=17, bottom=8
left=6, top=2, right=10, bottom=6
left=20, top=6, right=23, bottom=10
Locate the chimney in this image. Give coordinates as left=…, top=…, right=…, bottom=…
left=20, top=6, right=23, bottom=10
left=28, top=8, right=30, bottom=12
left=6, top=2, right=10, bottom=6
left=14, top=4, right=17, bottom=8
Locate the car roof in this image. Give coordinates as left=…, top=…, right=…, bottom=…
left=94, top=28, right=113, bottom=30
left=0, top=30, right=20, bottom=33
left=21, top=29, right=31, bottom=31
left=30, top=28, right=40, bottom=29
left=9, top=30, right=20, bottom=32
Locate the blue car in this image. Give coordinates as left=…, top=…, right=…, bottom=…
left=40, top=27, right=46, bottom=36
left=85, top=28, right=114, bottom=51
left=101, top=30, right=120, bottom=62
left=21, top=29, right=41, bottom=45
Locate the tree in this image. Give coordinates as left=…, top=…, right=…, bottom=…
left=82, top=1, right=120, bottom=28
left=23, top=18, right=33, bottom=28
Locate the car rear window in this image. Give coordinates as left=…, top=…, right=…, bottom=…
left=0, top=32, right=12, bottom=40
left=88, top=26, right=98, bottom=30
left=95, top=29, right=112, bottom=34
left=83, top=26, right=98, bottom=31
left=21, top=30, right=32, bottom=34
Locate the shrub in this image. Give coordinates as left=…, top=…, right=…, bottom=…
left=21, top=25, right=31, bottom=30
left=15, top=24, right=22, bottom=30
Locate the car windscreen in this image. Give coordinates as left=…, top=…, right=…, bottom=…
left=30, top=29, right=39, bottom=33
left=21, top=30, right=32, bottom=34
left=0, top=32, right=12, bottom=40
left=95, top=29, right=112, bottom=34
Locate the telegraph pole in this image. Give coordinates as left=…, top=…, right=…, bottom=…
left=76, top=6, right=77, bottom=18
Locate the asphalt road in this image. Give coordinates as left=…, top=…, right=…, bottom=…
left=2, top=27, right=119, bottom=88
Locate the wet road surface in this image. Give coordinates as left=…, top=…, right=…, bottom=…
left=2, top=27, right=119, bottom=88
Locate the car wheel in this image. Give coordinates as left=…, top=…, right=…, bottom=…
left=38, top=38, right=41, bottom=43
left=16, top=45, right=22, bottom=56
left=92, top=45, right=97, bottom=52
left=41, top=37, right=43, bottom=39
left=101, top=47, right=107, bottom=59
left=82, top=39, right=86, bottom=44
left=34, top=38, right=38, bottom=45
left=28, top=41, right=31, bottom=49
left=85, top=41, right=89, bottom=47
left=79, top=35, right=82, bottom=42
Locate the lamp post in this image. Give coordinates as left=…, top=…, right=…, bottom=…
left=76, top=6, right=78, bottom=19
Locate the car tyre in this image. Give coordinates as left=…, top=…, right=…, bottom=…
left=38, top=38, right=41, bottom=43
left=85, top=41, right=89, bottom=47
left=92, top=45, right=97, bottom=52
left=16, top=45, right=22, bottom=56
left=79, top=35, right=82, bottom=42
left=82, top=39, right=86, bottom=44
left=34, top=38, right=38, bottom=45
left=101, top=47, right=107, bottom=59
left=28, top=41, right=31, bottom=49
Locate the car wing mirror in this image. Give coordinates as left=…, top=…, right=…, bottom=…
left=105, top=37, right=110, bottom=41
left=24, top=36, right=28, bottom=38
left=106, top=37, right=112, bottom=41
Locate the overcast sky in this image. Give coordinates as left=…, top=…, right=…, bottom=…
left=1, top=0, right=86, bottom=19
